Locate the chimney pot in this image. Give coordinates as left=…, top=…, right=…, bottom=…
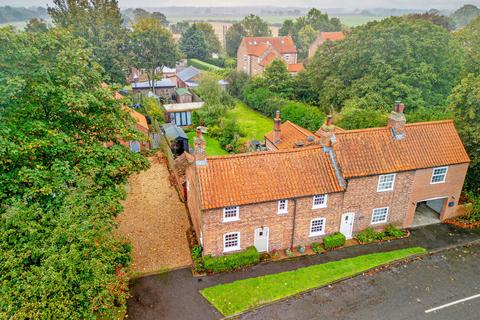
left=317, top=115, right=336, bottom=148
left=388, top=102, right=406, bottom=140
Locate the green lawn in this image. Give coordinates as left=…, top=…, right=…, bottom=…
left=225, top=101, right=273, bottom=141
left=188, top=59, right=223, bottom=72
left=186, top=131, right=228, bottom=156
left=201, top=247, right=426, bottom=316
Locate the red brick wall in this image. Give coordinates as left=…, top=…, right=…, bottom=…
left=186, top=166, right=203, bottom=243
left=404, top=163, right=469, bottom=226
left=201, top=200, right=295, bottom=256
left=341, top=171, right=415, bottom=232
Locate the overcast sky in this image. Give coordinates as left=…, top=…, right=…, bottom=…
left=1, top=0, right=479, bottom=9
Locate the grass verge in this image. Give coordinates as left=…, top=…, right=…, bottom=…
left=200, top=247, right=426, bottom=316
left=186, top=131, right=228, bottom=156
left=225, top=101, right=273, bottom=141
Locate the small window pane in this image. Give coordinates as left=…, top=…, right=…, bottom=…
left=377, top=174, right=395, bottom=191
left=278, top=200, right=288, bottom=214
left=310, top=218, right=326, bottom=236
left=224, top=232, right=240, bottom=252
left=371, top=207, right=388, bottom=224
left=312, top=195, right=327, bottom=208
left=223, top=206, right=239, bottom=221
left=431, top=167, right=447, bottom=184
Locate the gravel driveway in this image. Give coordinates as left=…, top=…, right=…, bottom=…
left=116, top=153, right=192, bottom=275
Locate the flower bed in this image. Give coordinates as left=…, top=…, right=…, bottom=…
left=444, top=218, right=480, bottom=229
left=356, top=225, right=410, bottom=245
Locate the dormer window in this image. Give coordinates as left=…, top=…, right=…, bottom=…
left=312, top=195, right=328, bottom=209
left=223, top=206, right=239, bottom=222
left=431, top=167, right=448, bottom=184
left=377, top=174, right=395, bottom=192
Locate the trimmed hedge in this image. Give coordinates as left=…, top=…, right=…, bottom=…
left=242, top=85, right=325, bottom=132
left=204, top=246, right=260, bottom=273
left=323, top=232, right=346, bottom=250
left=188, top=58, right=223, bottom=72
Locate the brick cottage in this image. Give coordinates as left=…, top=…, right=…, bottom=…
left=185, top=102, right=470, bottom=256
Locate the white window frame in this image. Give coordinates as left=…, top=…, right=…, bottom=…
left=277, top=199, right=288, bottom=214
left=430, top=166, right=448, bottom=184
left=377, top=173, right=396, bottom=192
left=309, top=218, right=326, bottom=237
left=223, top=232, right=240, bottom=253
left=312, top=194, right=328, bottom=209
left=223, top=206, right=240, bottom=222
left=285, top=54, right=290, bottom=61
left=371, top=207, right=389, bottom=225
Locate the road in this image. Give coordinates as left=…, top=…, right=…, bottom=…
left=240, top=244, right=480, bottom=320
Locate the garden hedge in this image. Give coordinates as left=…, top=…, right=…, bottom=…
left=204, top=246, right=260, bottom=273
left=323, top=232, right=346, bottom=250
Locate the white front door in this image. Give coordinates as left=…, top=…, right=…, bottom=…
left=254, top=227, right=269, bottom=252
left=340, top=213, right=355, bottom=239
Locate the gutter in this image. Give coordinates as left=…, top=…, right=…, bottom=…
left=290, top=198, right=298, bottom=249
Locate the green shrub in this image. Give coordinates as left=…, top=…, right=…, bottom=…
left=356, top=227, right=385, bottom=243
left=384, top=224, right=406, bottom=238
left=323, top=232, right=346, bottom=250
left=311, top=242, right=324, bottom=254
left=188, top=58, right=223, bottom=71
left=203, top=246, right=260, bottom=273
left=191, top=245, right=202, bottom=260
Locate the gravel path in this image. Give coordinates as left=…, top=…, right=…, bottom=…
left=116, top=153, right=192, bottom=275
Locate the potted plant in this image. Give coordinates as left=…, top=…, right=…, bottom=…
left=285, top=248, right=294, bottom=257
left=297, top=244, right=305, bottom=254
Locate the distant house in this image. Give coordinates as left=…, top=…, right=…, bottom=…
left=132, top=79, right=176, bottom=100
left=308, top=31, right=345, bottom=58
left=164, top=102, right=205, bottom=126
left=176, top=88, right=193, bottom=104
left=237, top=36, right=304, bottom=76
left=177, top=66, right=202, bottom=88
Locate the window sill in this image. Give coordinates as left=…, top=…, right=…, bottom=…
left=312, top=205, right=327, bottom=210
left=377, top=189, right=393, bottom=192
left=277, top=211, right=288, bottom=215
left=371, top=220, right=387, bottom=225
left=223, top=247, right=241, bottom=253
left=430, top=181, right=446, bottom=185
left=222, top=218, right=240, bottom=223
left=309, top=232, right=325, bottom=237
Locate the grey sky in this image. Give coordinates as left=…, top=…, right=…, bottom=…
left=1, top=0, right=479, bottom=9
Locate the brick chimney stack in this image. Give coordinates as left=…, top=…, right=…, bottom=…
left=194, top=127, right=207, bottom=166
left=273, top=110, right=281, bottom=144
left=388, top=101, right=407, bottom=140
left=317, top=115, right=337, bottom=148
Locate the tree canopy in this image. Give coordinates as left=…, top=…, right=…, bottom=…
left=225, top=22, right=246, bottom=57
left=180, top=24, right=209, bottom=59
left=48, top=0, right=129, bottom=84
left=129, top=17, right=180, bottom=90
left=456, top=16, right=480, bottom=76
left=0, top=27, right=148, bottom=318
left=279, top=8, right=342, bottom=58
left=300, top=17, right=464, bottom=111
left=450, top=4, right=480, bottom=28
left=241, top=14, right=271, bottom=37
left=449, top=74, right=480, bottom=193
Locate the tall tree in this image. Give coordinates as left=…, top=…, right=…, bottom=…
left=261, top=59, right=294, bottom=98
left=25, top=18, right=48, bottom=33
left=0, top=27, right=148, bottom=318
left=48, top=0, right=128, bottom=84
left=300, top=17, right=463, bottom=111
left=450, top=4, right=480, bottom=28
left=456, top=16, right=480, bottom=76
left=449, top=74, right=480, bottom=193
left=195, top=22, right=221, bottom=55
left=225, top=22, right=246, bottom=57
left=129, top=17, right=180, bottom=91
left=406, top=9, right=455, bottom=31
left=151, top=11, right=168, bottom=26
left=241, top=14, right=271, bottom=37
left=180, top=24, right=209, bottom=59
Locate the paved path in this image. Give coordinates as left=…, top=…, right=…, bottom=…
left=241, top=243, right=480, bottom=320
left=116, top=154, right=191, bottom=275
left=127, top=224, right=480, bottom=320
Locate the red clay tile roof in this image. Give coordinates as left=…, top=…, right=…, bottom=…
left=320, top=31, right=345, bottom=42
left=259, top=52, right=279, bottom=67
left=265, top=120, right=318, bottom=150
left=334, top=120, right=470, bottom=179
left=287, top=63, right=304, bottom=73
left=196, top=147, right=344, bottom=209
left=242, top=36, right=297, bottom=56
